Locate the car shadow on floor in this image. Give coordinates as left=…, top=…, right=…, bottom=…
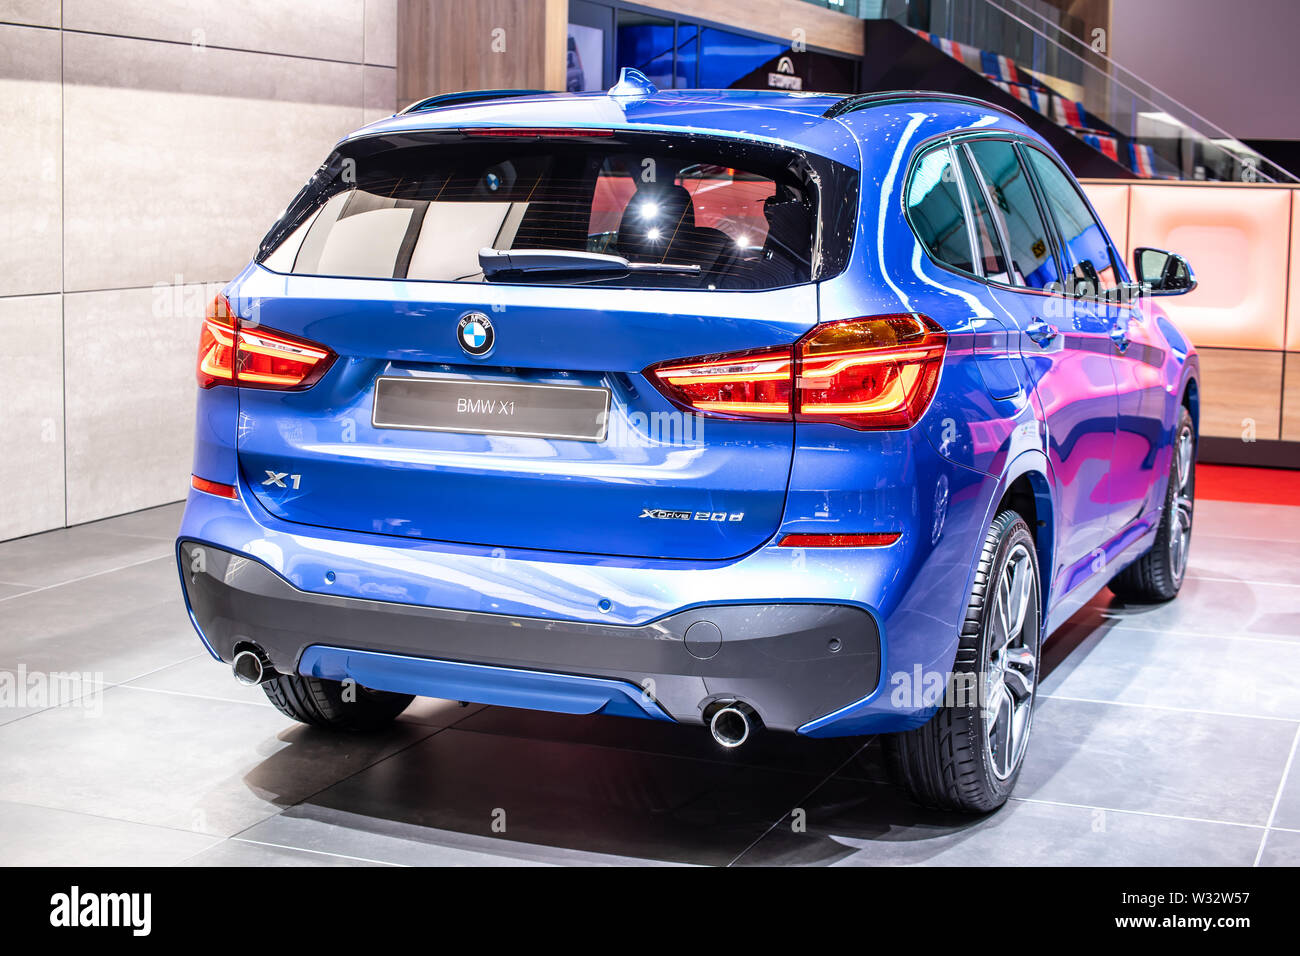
left=232, top=600, right=1136, bottom=866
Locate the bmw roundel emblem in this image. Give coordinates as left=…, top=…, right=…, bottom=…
left=457, top=312, right=494, bottom=357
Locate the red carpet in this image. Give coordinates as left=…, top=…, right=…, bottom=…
left=1195, top=464, right=1300, bottom=506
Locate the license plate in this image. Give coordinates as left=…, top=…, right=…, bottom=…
left=372, top=376, right=610, bottom=442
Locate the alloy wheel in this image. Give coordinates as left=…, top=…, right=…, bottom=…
left=984, top=543, right=1039, bottom=781
left=1168, top=424, right=1195, bottom=583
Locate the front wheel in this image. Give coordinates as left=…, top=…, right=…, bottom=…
left=1108, top=405, right=1195, bottom=603
left=885, top=509, right=1042, bottom=813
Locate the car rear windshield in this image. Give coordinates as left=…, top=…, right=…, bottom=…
left=257, top=130, right=857, bottom=290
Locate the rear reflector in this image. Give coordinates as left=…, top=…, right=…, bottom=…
left=191, top=475, right=238, bottom=499
left=777, top=533, right=900, bottom=548
left=197, top=295, right=335, bottom=390
left=646, top=315, right=946, bottom=431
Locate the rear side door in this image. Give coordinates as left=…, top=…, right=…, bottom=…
left=1020, top=145, right=1166, bottom=534
left=959, top=137, right=1119, bottom=596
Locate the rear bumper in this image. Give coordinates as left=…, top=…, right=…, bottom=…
left=178, top=541, right=880, bottom=733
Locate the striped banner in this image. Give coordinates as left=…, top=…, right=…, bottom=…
left=1080, top=131, right=1120, bottom=162
left=1054, top=97, right=1084, bottom=128
left=1130, top=143, right=1158, bottom=178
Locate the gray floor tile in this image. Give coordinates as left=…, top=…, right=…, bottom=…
left=1266, top=732, right=1300, bottom=830
left=452, top=705, right=880, bottom=779
left=237, top=804, right=686, bottom=866
left=0, top=557, right=198, bottom=683
left=0, top=684, right=438, bottom=837
left=1256, top=828, right=1300, bottom=866
left=735, top=780, right=1261, bottom=866
left=1016, top=697, right=1295, bottom=826
left=1193, top=499, right=1300, bottom=543
left=1186, top=533, right=1300, bottom=586
left=0, top=665, right=106, bottom=726
left=0, top=581, right=31, bottom=599
left=0, top=799, right=220, bottom=866
left=122, top=654, right=275, bottom=708
left=1074, top=576, right=1300, bottom=643
left=396, top=697, right=489, bottom=729
left=0, top=526, right=171, bottom=587
left=1040, top=626, right=1300, bottom=720
left=121, top=657, right=489, bottom=728
left=303, top=727, right=832, bottom=866
left=181, top=838, right=390, bottom=867
left=75, top=502, right=184, bottom=541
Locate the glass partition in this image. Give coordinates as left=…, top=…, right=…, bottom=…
left=801, top=0, right=1297, bottom=183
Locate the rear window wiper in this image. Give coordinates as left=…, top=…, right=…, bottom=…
left=478, top=248, right=701, bottom=279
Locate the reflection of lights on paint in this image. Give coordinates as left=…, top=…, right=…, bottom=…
left=639, top=201, right=659, bottom=219
left=735, top=234, right=750, bottom=248
left=646, top=227, right=662, bottom=241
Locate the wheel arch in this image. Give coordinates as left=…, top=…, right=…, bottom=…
left=1181, top=373, right=1200, bottom=438
left=994, top=451, right=1055, bottom=616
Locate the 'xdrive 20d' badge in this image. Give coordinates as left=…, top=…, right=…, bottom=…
left=640, top=509, right=744, bottom=522
left=458, top=312, right=494, bottom=356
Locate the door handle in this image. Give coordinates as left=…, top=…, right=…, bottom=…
left=1026, top=319, right=1059, bottom=347
left=1109, top=323, right=1130, bottom=351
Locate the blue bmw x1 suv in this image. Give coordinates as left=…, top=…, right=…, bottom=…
left=177, top=72, right=1200, bottom=812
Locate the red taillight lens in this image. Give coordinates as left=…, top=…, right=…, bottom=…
left=197, top=295, right=335, bottom=390
left=197, top=295, right=237, bottom=388
left=649, top=346, right=793, bottom=419
left=796, top=315, right=946, bottom=430
left=645, top=315, right=946, bottom=431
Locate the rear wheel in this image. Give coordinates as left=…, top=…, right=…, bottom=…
left=262, top=674, right=413, bottom=731
left=1109, top=406, right=1195, bottom=603
left=885, top=509, right=1042, bottom=813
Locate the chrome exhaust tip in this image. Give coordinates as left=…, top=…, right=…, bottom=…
left=232, top=647, right=274, bottom=686
left=707, top=701, right=758, bottom=749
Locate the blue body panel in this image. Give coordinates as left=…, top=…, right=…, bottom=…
left=177, top=88, right=1197, bottom=736
left=299, top=645, right=673, bottom=721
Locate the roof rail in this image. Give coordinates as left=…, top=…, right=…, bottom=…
left=823, top=90, right=1023, bottom=122
left=399, top=88, right=550, bottom=115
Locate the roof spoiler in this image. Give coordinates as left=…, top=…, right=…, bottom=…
left=823, top=90, right=1021, bottom=121
left=399, top=88, right=551, bottom=115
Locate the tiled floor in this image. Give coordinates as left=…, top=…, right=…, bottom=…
left=0, top=499, right=1296, bottom=866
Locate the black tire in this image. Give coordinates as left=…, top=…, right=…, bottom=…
left=262, top=674, right=413, bottom=731
left=1108, top=406, right=1195, bottom=603
left=885, top=509, right=1042, bottom=813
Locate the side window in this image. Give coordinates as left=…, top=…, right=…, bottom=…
left=956, top=148, right=1011, bottom=284
left=906, top=144, right=975, bottom=274
left=1023, top=147, right=1120, bottom=295
left=966, top=139, right=1060, bottom=290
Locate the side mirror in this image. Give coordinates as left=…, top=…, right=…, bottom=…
left=1134, top=247, right=1197, bottom=296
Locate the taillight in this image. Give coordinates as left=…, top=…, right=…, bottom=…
left=646, top=315, right=946, bottom=431
left=649, top=346, right=793, bottom=419
left=796, top=315, right=947, bottom=430
left=197, top=295, right=237, bottom=388
left=197, top=295, right=335, bottom=390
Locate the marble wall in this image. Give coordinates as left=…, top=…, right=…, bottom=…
left=0, top=1, right=398, bottom=539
